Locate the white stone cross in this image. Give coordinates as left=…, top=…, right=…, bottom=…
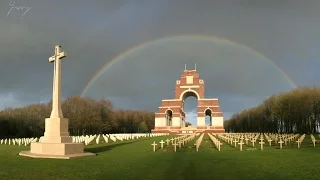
left=245, top=137, right=249, bottom=145
left=151, top=141, right=157, bottom=152
left=268, top=139, right=273, bottom=146
left=278, top=139, right=284, bottom=149
left=159, top=140, right=165, bottom=149
left=49, top=45, right=67, bottom=118
left=238, top=141, right=244, bottom=151
left=233, top=139, right=239, bottom=147
left=166, top=139, right=170, bottom=146
left=240, top=136, right=244, bottom=141
left=296, top=139, right=301, bottom=148
left=172, top=141, right=178, bottom=152
left=251, top=139, right=255, bottom=147
left=259, top=139, right=265, bottom=150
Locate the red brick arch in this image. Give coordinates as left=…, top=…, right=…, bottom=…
left=152, top=69, right=225, bottom=134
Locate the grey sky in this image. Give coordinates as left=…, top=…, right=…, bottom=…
left=0, top=0, right=319, bottom=125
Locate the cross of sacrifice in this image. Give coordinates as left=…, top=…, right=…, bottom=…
left=48, top=45, right=67, bottom=118
left=159, top=140, right=165, bottom=149
left=259, top=138, right=265, bottom=150
left=278, top=139, right=284, bottom=149
left=238, top=141, right=244, bottom=151
left=296, top=139, right=301, bottom=148
left=151, top=141, right=157, bottom=152
left=166, top=139, right=170, bottom=146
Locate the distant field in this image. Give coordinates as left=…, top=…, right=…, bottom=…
left=0, top=135, right=320, bottom=180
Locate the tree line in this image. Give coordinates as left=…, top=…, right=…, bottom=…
left=224, top=86, right=320, bottom=134
left=0, top=96, right=155, bottom=138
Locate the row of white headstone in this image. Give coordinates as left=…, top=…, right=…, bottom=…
left=0, top=137, right=37, bottom=146
left=0, top=133, right=168, bottom=146
left=194, top=133, right=205, bottom=152
left=151, top=134, right=199, bottom=152
left=208, top=133, right=222, bottom=151
left=216, top=133, right=311, bottom=151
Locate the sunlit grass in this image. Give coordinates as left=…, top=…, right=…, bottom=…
left=0, top=135, right=320, bottom=180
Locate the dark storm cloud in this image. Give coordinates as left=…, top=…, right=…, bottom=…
left=1, top=0, right=320, bottom=119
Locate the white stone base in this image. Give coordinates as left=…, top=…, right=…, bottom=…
left=19, top=117, right=96, bottom=159
left=19, top=142, right=96, bottom=159
left=19, top=151, right=95, bottom=159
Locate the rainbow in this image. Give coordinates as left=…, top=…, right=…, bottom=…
left=80, top=34, right=297, bottom=97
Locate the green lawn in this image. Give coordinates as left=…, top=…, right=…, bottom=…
left=1, top=135, right=320, bottom=180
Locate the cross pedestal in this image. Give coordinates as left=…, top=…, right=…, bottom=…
left=19, top=45, right=95, bottom=159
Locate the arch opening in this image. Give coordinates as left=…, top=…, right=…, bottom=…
left=205, top=109, right=212, bottom=126
left=165, top=110, right=173, bottom=126
left=180, top=90, right=200, bottom=101
left=182, top=91, right=199, bottom=126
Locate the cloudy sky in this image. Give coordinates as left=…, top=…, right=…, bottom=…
left=0, top=0, right=319, bottom=125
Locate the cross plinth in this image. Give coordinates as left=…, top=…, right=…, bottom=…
left=19, top=45, right=95, bottom=159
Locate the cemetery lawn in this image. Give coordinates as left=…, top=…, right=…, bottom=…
left=1, top=135, right=320, bottom=180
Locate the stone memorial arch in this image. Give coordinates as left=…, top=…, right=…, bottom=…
left=152, top=67, right=225, bottom=134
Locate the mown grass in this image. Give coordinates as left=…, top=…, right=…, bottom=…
left=0, top=134, right=320, bottom=180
